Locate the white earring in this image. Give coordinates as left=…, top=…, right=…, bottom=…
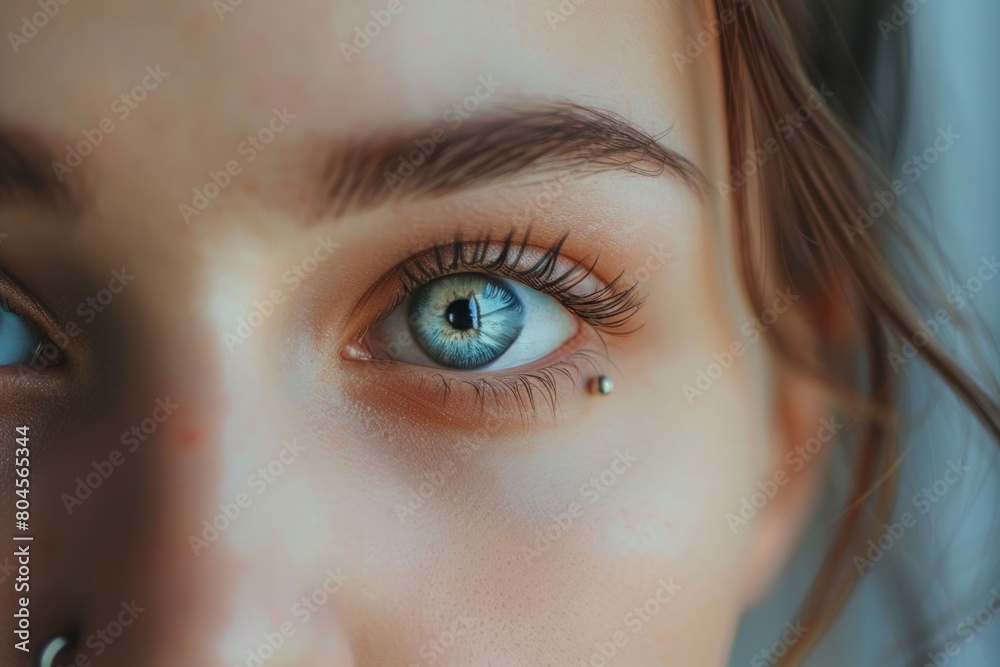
left=37, top=634, right=71, bottom=667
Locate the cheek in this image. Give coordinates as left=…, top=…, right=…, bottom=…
left=579, top=399, right=761, bottom=657
left=407, top=370, right=765, bottom=661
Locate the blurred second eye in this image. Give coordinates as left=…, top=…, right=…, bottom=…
left=0, top=300, right=43, bottom=367
left=364, top=272, right=579, bottom=371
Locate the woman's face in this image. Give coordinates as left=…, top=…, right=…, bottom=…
left=1, top=0, right=825, bottom=664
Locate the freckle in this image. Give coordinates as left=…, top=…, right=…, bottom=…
left=179, top=428, right=202, bottom=447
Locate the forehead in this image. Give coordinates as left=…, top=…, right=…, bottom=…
left=0, top=0, right=697, bottom=141
left=0, top=0, right=716, bottom=242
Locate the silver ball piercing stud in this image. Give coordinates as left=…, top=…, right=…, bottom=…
left=589, top=375, right=614, bottom=396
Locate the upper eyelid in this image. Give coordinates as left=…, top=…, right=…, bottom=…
left=0, top=270, right=63, bottom=336
left=353, top=232, right=644, bottom=340
left=399, top=233, right=604, bottom=297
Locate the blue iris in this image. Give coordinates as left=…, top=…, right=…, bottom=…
left=407, top=273, right=525, bottom=369
left=0, top=303, right=39, bottom=366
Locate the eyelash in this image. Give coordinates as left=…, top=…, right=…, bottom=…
left=401, top=349, right=611, bottom=421
left=356, top=229, right=641, bottom=419
left=382, top=228, right=644, bottom=334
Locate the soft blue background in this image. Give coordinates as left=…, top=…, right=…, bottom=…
left=729, top=1, right=1000, bottom=664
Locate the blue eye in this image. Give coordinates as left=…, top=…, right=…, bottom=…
left=366, top=272, right=578, bottom=371
left=409, top=273, right=525, bottom=369
left=0, top=301, right=42, bottom=366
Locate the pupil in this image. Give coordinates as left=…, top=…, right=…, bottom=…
left=446, top=298, right=477, bottom=331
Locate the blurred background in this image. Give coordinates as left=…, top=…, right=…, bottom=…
left=730, top=0, right=1000, bottom=664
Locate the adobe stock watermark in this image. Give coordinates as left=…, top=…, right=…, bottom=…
left=545, top=0, right=588, bottom=31
left=394, top=412, right=505, bottom=524
left=879, top=0, right=932, bottom=41
left=340, top=0, right=416, bottom=63
left=408, top=611, right=479, bottom=667
left=48, top=600, right=144, bottom=665
left=716, top=85, right=834, bottom=201
left=922, top=588, right=1000, bottom=667
left=61, top=397, right=180, bottom=515
left=751, top=619, right=808, bottom=667
left=521, top=449, right=639, bottom=564
left=945, top=255, right=1000, bottom=311
left=671, top=0, right=749, bottom=72
left=682, top=288, right=800, bottom=405
left=888, top=254, right=998, bottom=372
left=854, top=459, right=969, bottom=575
left=189, top=438, right=306, bottom=556
left=179, top=107, right=296, bottom=224
left=726, top=416, right=844, bottom=534
left=234, top=567, right=351, bottom=667
left=30, top=268, right=136, bottom=371
left=511, top=176, right=569, bottom=223
left=509, top=168, right=582, bottom=227
left=223, top=235, right=341, bottom=352
left=7, top=0, right=72, bottom=54
left=579, top=578, right=681, bottom=667
left=383, top=74, right=503, bottom=191
left=50, top=66, right=170, bottom=182
left=212, top=0, right=248, bottom=21
left=844, top=127, right=960, bottom=244
left=621, top=244, right=673, bottom=287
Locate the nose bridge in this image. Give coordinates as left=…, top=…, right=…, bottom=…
left=191, top=272, right=320, bottom=562
left=79, top=267, right=359, bottom=667
left=180, top=280, right=356, bottom=666
left=195, top=331, right=358, bottom=666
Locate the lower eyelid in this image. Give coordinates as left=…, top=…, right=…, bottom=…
left=339, top=340, right=610, bottom=429
left=0, top=361, right=69, bottom=394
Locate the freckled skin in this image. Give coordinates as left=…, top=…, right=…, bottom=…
left=0, top=0, right=828, bottom=665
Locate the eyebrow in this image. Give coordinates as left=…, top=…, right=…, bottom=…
left=0, top=129, right=77, bottom=216
left=319, top=101, right=705, bottom=219
left=0, top=102, right=704, bottom=221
